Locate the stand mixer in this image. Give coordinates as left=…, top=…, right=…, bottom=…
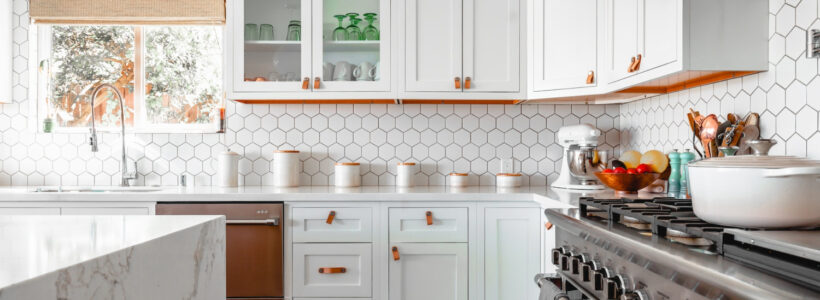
left=552, top=124, right=608, bottom=190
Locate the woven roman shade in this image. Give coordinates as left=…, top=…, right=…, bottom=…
left=30, top=0, right=225, bottom=25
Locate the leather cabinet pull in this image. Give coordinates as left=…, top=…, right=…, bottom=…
left=586, top=71, right=594, bottom=84
left=318, top=267, right=347, bottom=274
left=301, top=77, right=309, bottom=89
left=464, top=77, right=472, bottom=89
left=314, top=77, right=321, bottom=89
left=454, top=77, right=461, bottom=89
left=392, top=246, right=400, bottom=261
left=426, top=211, right=433, bottom=225
left=326, top=210, right=336, bottom=224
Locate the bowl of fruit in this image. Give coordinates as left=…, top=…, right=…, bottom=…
left=595, top=150, right=668, bottom=193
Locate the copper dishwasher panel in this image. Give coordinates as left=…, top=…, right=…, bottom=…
left=156, top=203, right=283, bottom=299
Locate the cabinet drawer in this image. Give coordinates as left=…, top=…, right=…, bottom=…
left=292, top=243, right=372, bottom=298
left=292, top=207, right=372, bottom=243
left=389, top=207, right=468, bottom=242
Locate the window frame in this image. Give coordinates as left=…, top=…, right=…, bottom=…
left=31, top=24, right=226, bottom=134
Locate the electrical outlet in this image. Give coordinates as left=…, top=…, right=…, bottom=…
left=500, top=158, right=515, bottom=173
left=808, top=29, right=820, bottom=58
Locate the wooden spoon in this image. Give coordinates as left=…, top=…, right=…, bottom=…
left=744, top=112, right=760, bottom=127
left=700, top=115, right=720, bottom=158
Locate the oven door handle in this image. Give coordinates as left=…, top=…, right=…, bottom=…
left=226, top=218, right=280, bottom=226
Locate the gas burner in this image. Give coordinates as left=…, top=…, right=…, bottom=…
left=620, top=215, right=650, bottom=230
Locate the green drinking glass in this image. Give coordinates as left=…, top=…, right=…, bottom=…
left=345, top=13, right=362, bottom=40
left=363, top=13, right=379, bottom=41
left=347, top=17, right=363, bottom=41
left=332, top=15, right=348, bottom=41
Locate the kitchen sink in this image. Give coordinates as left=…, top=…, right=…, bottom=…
left=33, top=186, right=164, bottom=193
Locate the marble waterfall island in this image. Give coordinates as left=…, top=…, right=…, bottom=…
left=0, top=215, right=226, bottom=300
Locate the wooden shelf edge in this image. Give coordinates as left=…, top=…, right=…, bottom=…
left=401, top=99, right=521, bottom=105
left=616, top=71, right=760, bottom=94
left=233, top=99, right=395, bottom=104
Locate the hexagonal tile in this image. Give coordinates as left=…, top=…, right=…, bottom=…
left=785, top=27, right=806, bottom=59
left=769, top=33, right=786, bottom=64
left=796, top=107, right=818, bottom=138
left=767, top=85, right=786, bottom=113
left=775, top=5, right=795, bottom=36
left=776, top=109, right=796, bottom=138
left=776, top=56, right=796, bottom=87
left=785, top=81, right=807, bottom=112
left=795, top=55, right=817, bottom=84
left=785, top=134, right=806, bottom=156
left=807, top=133, right=820, bottom=159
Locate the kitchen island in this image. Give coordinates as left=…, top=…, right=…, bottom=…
left=0, top=215, right=226, bottom=300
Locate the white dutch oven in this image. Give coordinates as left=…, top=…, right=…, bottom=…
left=688, top=156, right=820, bottom=228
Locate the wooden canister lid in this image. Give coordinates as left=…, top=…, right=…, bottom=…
left=274, top=150, right=300, bottom=153
left=397, top=162, right=416, bottom=166
left=449, top=173, right=468, bottom=176
left=496, top=173, right=522, bottom=177
left=335, top=162, right=360, bottom=166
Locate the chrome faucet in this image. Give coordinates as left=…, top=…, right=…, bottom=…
left=88, top=83, right=137, bottom=187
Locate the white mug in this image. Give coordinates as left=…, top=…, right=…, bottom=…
left=353, top=62, right=375, bottom=81
left=373, top=62, right=380, bottom=81
left=333, top=61, right=353, bottom=81
left=323, top=62, right=335, bottom=81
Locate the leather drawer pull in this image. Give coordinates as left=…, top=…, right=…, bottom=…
left=326, top=210, right=336, bottom=224
left=314, top=77, right=321, bottom=89
left=454, top=77, right=461, bottom=89
left=586, top=71, right=594, bottom=84
left=464, top=77, right=472, bottom=89
left=545, top=222, right=553, bottom=230
left=392, top=246, right=400, bottom=261
left=425, top=211, right=433, bottom=225
left=318, top=267, right=347, bottom=274
left=634, top=54, right=642, bottom=71
left=301, top=77, right=309, bottom=89
left=628, top=56, right=637, bottom=72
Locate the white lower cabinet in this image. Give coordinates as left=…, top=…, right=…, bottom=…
left=0, top=207, right=61, bottom=215
left=293, top=243, right=373, bottom=298
left=480, top=207, right=541, bottom=300
left=388, top=243, right=469, bottom=300
left=0, top=202, right=155, bottom=215
left=288, top=202, right=546, bottom=300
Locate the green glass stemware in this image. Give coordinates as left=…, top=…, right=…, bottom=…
left=332, top=14, right=348, bottom=41
left=346, top=13, right=362, bottom=41
left=363, top=13, right=379, bottom=40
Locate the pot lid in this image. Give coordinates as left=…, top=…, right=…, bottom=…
left=688, top=156, right=820, bottom=169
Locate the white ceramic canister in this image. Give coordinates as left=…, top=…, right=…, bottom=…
left=273, top=150, right=300, bottom=187
left=334, top=162, right=361, bottom=187
left=496, top=173, right=522, bottom=188
left=449, top=173, right=469, bottom=187
left=217, top=150, right=240, bottom=187
left=396, top=162, right=417, bottom=187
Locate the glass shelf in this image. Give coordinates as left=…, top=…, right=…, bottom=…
left=323, top=40, right=379, bottom=52
left=245, top=40, right=301, bottom=51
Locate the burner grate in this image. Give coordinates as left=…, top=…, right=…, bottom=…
left=579, top=196, right=732, bottom=251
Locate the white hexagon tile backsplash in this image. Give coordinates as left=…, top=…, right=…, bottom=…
left=3, top=0, right=820, bottom=186
left=620, top=0, right=820, bottom=160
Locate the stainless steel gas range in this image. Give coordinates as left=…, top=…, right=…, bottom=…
left=536, top=196, right=820, bottom=300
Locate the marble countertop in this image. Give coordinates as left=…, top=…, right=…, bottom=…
left=0, top=215, right=224, bottom=291
left=0, top=185, right=659, bottom=208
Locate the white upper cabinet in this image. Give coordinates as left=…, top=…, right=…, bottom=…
left=232, top=0, right=312, bottom=93
left=639, top=0, right=678, bottom=73
left=605, top=0, right=768, bottom=90
left=463, top=0, right=520, bottom=92
left=404, top=0, right=463, bottom=92
left=532, top=0, right=599, bottom=92
left=311, top=0, right=391, bottom=92
left=606, top=0, right=639, bottom=83
left=228, top=0, right=393, bottom=99
left=402, top=0, right=523, bottom=98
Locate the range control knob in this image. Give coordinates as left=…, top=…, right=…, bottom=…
left=621, top=290, right=649, bottom=300
left=605, top=275, right=632, bottom=299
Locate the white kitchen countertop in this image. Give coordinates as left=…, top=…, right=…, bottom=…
left=0, top=185, right=624, bottom=207
left=0, top=215, right=225, bottom=298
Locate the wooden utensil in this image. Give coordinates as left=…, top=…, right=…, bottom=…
left=716, top=120, right=732, bottom=145
left=700, top=115, right=720, bottom=158
left=718, top=125, right=745, bottom=156
left=727, top=113, right=738, bottom=125
left=687, top=113, right=704, bottom=158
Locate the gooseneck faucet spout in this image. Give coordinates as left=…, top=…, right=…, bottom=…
left=88, top=83, right=137, bottom=187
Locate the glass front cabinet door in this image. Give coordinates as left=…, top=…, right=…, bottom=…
left=311, top=0, right=390, bottom=92
left=230, top=0, right=390, bottom=97
left=232, top=0, right=312, bottom=93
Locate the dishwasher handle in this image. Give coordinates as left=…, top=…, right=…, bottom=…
left=226, top=218, right=280, bottom=226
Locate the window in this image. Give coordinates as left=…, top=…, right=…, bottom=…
left=36, top=25, right=224, bottom=132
